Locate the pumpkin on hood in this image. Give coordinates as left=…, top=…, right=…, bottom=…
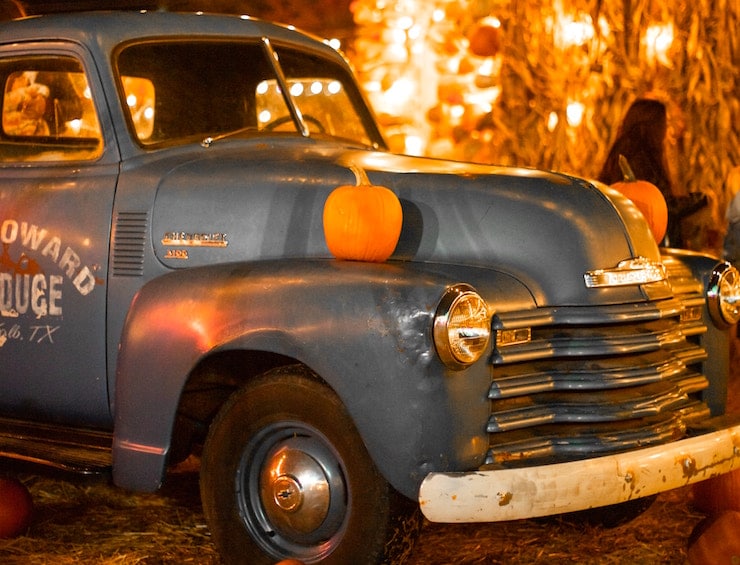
left=611, top=155, right=668, bottom=245
left=323, top=165, right=403, bottom=262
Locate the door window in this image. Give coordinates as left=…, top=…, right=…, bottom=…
left=0, top=55, right=102, bottom=162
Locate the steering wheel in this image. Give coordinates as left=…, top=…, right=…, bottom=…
left=264, top=114, right=325, bottom=133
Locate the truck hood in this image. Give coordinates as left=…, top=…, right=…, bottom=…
left=150, top=138, right=662, bottom=306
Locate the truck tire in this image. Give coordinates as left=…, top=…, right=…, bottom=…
left=567, top=495, right=657, bottom=528
left=200, top=364, right=420, bottom=564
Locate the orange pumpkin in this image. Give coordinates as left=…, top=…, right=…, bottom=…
left=323, top=165, right=403, bottom=262
left=468, top=21, right=501, bottom=57
left=611, top=155, right=668, bottom=245
left=691, top=468, right=740, bottom=515
left=0, top=477, right=33, bottom=539
left=687, top=511, right=740, bottom=565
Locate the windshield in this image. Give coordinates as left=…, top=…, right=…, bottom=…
left=116, top=40, right=381, bottom=148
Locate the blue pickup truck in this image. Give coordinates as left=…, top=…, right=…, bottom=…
left=1, top=10, right=739, bottom=564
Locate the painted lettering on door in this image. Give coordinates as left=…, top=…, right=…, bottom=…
left=0, top=218, right=102, bottom=345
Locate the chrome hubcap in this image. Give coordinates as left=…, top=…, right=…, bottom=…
left=260, top=445, right=332, bottom=537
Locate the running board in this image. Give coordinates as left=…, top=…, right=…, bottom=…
left=0, top=417, right=112, bottom=474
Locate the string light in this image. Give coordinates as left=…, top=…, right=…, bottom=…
left=566, top=101, right=585, bottom=127
left=556, top=14, right=594, bottom=48
left=350, top=1, right=676, bottom=161
left=645, top=22, right=674, bottom=66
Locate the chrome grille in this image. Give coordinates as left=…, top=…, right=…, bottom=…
left=487, top=265, right=710, bottom=468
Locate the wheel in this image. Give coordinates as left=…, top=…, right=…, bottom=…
left=200, top=364, right=420, bottom=564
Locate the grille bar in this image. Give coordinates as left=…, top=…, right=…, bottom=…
left=488, top=373, right=708, bottom=432
left=484, top=408, right=709, bottom=466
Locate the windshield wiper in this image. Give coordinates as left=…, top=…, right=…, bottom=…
left=201, top=125, right=258, bottom=148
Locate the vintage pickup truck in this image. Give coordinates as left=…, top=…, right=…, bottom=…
left=1, top=9, right=739, bottom=565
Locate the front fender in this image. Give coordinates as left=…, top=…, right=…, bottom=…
left=111, top=259, right=534, bottom=495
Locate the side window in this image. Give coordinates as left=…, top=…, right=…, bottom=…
left=121, top=76, right=155, bottom=141
left=0, top=55, right=102, bottom=162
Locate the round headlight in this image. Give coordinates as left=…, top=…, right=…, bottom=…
left=433, top=284, right=491, bottom=370
left=707, top=262, right=740, bottom=328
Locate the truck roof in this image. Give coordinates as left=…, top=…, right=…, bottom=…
left=0, top=10, right=337, bottom=57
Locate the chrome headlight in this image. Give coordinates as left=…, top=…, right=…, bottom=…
left=433, top=284, right=491, bottom=370
left=707, top=262, right=740, bottom=328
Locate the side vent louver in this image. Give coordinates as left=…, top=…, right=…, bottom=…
left=112, top=211, right=148, bottom=277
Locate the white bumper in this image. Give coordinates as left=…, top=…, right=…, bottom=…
left=419, top=421, right=740, bottom=523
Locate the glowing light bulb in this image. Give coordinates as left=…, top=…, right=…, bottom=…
left=645, top=23, right=674, bottom=66
left=566, top=101, right=585, bottom=127
left=562, top=19, right=594, bottom=46
left=405, top=135, right=424, bottom=155
left=67, top=119, right=82, bottom=134
left=258, top=109, right=272, bottom=123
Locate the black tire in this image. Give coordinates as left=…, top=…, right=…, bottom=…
left=563, top=495, right=657, bottom=528
left=200, top=364, right=420, bottom=564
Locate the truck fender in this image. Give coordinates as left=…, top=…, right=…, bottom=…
left=111, top=259, right=531, bottom=495
left=111, top=262, right=318, bottom=491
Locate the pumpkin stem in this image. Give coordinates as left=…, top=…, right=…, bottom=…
left=349, top=164, right=371, bottom=186
left=618, top=154, right=636, bottom=182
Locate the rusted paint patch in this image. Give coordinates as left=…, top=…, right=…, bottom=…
left=679, top=456, right=698, bottom=479
left=497, top=491, right=513, bottom=506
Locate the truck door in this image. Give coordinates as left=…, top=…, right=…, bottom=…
left=0, top=47, right=119, bottom=427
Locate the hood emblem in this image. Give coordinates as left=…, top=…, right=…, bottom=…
left=162, top=231, right=228, bottom=248
left=584, top=257, right=666, bottom=288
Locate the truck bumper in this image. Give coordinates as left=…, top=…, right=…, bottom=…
left=419, top=418, right=740, bottom=523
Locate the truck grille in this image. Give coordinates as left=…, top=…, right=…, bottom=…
left=486, top=256, right=710, bottom=467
